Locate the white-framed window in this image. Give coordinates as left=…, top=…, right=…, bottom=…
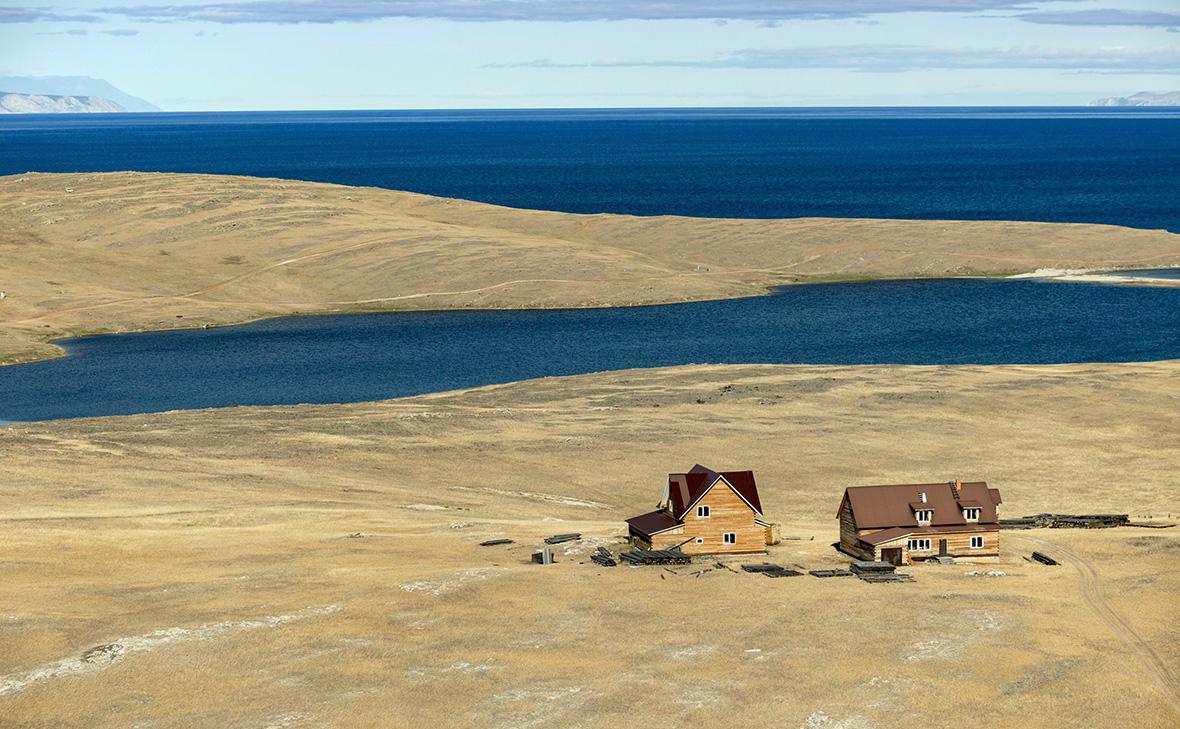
left=970, top=535, right=984, bottom=548
left=907, top=538, right=932, bottom=551
left=697, top=505, right=710, bottom=518
left=963, top=508, right=981, bottom=522
left=722, top=532, right=736, bottom=545
left=695, top=537, right=704, bottom=544
left=915, top=509, right=933, bottom=523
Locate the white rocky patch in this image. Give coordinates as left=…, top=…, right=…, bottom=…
left=0, top=605, right=340, bottom=697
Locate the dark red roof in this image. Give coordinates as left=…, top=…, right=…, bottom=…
left=839, top=481, right=1000, bottom=530
left=625, top=509, right=682, bottom=538
left=667, top=464, right=762, bottom=518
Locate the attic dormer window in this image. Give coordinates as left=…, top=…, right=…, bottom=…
left=963, top=507, right=981, bottom=522
left=915, top=509, right=933, bottom=524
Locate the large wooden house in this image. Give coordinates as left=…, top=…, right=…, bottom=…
left=837, top=480, right=1002, bottom=565
left=626, top=465, right=773, bottom=555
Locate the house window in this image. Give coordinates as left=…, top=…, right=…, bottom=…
left=722, top=532, right=736, bottom=544
left=963, top=508, right=981, bottom=522
left=695, top=537, right=704, bottom=544
left=970, top=536, right=984, bottom=548
left=697, top=505, right=710, bottom=518
left=907, top=538, right=932, bottom=551
left=915, top=510, right=933, bottom=523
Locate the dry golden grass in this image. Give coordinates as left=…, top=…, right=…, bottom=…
left=3, top=171, right=1179, bottom=364
left=1, top=362, right=1178, bottom=728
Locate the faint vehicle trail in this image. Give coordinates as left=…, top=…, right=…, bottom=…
left=1011, top=533, right=1180, bottom=714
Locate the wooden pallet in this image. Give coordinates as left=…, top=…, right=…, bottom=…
left=619, top=549, right=691, bottom=566
left=809, top=568, right=854, bottom=578
left=741, top=563, right=802, bottom=578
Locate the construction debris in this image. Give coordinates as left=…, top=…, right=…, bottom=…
left=850, top=560, right=913, bottom=583
left=590, top=546, right=617, bottom=567
left=544, top=533, right=582, bottom=545
left=532, top=548, right=555, bottom=565
left=1031, top=551, right=1059, bottom=566
left=782, top=536, right=815, bottom=541
left=850, top=560, right=895, bottom=575
left=860, top=573, right=915, bottom=583
left=1001, top=513, right=1129, bottom=529
left=741, top=563, right=802, bottom=578
left=479, top=539, right=513, bottom=546
left=619, top=549, right=691, bottom=566
left=809, top=568, right=854, bottom=578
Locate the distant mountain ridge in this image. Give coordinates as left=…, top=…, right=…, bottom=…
left=0, top=92, right=126, bottom=114
left=1089, top=91, right=1180, bottom=107
left=0, top=76, right=158, bottom=112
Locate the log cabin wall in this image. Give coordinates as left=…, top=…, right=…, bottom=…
left=875, top=529, right=1001, bottom=563
left=652, top=480, right=765, bottom=555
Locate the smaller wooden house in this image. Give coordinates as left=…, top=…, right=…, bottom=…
left=837, top=480, right=1002, bottom=565
left=626, top=465, right=774, bottom=555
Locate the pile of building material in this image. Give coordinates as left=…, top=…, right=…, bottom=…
left=850, top=560, right=914, bottom=583
left=1001, top=513, right=1129, bottom=529
left=619, top=549, right=691, bottom=566
left=544, top=533, right=582, bottom=544
left=1031, top=551, right=1059, bottom=566
left=532, top=548, right=555, bottom=565
left=479, top=538, right=513, bottom=546
left=809, top=568, right=854, bottom=578
left=741, top=563, right=802, bottom=578
left=590, top=547, right=617, bottom=567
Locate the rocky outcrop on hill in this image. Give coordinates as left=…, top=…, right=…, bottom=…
left=1089, top=91, right=1180, bottom=107
left=0, top=92, right=127, bottom=114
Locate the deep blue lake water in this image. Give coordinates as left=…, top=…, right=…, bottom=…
left=2, top=278, right=1178, bottom=422
left=2, top=107, right=1179, bottom=230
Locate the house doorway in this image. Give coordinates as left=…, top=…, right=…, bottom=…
left=938, top=539, right=949, bottom=557
left=881, top=548, right=903, bottom=566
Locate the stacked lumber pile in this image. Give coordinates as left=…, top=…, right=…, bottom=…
left=590, top=547, right=617, bottom=567
left=741, top=563, right=802, bottom=578
left=544, top=533, right=582, bottom=544
left=809, top=568, right=853, bottom=578
left=619, top=549, right=691, bottom=566
left=850, top=560, right=914, bottom=583
left=1001, top=513, right=1129, bottom=529
left=1031, top=551, right=1059, bottom=566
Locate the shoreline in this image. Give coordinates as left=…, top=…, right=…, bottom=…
left=6, top=267, right=1178, bottom=372
left=4, top=171, right=1179, bottom=369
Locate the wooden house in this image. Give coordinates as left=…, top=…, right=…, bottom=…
left=837, top=480, right=1002, bottom=565
left=626, top=465, right=774, bottom=555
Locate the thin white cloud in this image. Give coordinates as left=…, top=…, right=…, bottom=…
left=0, top=6, right=100, bottom=22
left=488, top=45, right=1180, bottom=72
left=1019, top=9, right=1180, bottom=29
left=86, top=1, right=1074, bottom=24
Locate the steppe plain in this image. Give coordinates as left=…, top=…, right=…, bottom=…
left=1, top=172, right=1178, bottom=728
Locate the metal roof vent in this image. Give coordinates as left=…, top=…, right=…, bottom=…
left=919, top=491, right=928, bottom=503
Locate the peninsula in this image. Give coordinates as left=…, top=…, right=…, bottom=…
left=2, top=171, right=1178, bottom=366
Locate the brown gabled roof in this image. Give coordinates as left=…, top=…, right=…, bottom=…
left=667, top=464, right=762, bottom=519
left=625, top=509, right=682, bottom=538
left=839, top=481, right=1000, bottom=530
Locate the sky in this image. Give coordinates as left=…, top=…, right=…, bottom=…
left=3, top=0, right=1179, bottom=110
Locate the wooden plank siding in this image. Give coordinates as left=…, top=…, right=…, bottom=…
left=651, top=480, right=766, bottom=555
left=837, top=502, right=875, bottom=560
left=875, top=529, right=1000, bottom=564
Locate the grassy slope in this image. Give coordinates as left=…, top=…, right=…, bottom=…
left=3, top=171, right=1178, bottom=364
left=0, top=362, right=1177, bottom=727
